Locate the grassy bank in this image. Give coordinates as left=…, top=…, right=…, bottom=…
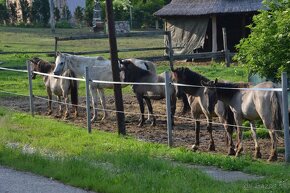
left=0, top=107, right=289, bottom=193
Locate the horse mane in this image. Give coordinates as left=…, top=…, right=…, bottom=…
left=175, top=67, right=210, bottom=85
left=215, top=81, right=250, bottom=97
left=31, top=57, right=54, bottom=73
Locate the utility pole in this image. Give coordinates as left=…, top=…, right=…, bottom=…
left=105, top=0, right=126, bottom=135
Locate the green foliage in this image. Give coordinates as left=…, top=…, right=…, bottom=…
left=61, top=5, right=71, bottom=21
left=31, top=0, right=50, bottom=26
left=85, top=0, right=94, bottom=26
left=235, top=0, right=290, bottom=80
left=0, top=3, right=9, bottom=24
left=54, top=7, right=60, bottom=22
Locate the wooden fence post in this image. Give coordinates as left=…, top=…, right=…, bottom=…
left=166, top=31, right=174, bottom=70
left=282, top=72, right=290, bottom=162
left=26, top=61, right=34, bottom=117
left=222, top=28, right=230, bottom=67
left=85, top=67, right=92, bottom=133
left=165, top=71, right=173, bottom=147
left=54, top=37, right=58, bottom=59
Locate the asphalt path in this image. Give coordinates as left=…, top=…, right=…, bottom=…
left=0, top=166, right=96, bottom=193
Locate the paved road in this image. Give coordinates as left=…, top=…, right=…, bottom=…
left=0, top=166, right=95, bottom=193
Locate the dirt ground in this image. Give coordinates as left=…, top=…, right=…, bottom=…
left=0, top=95, right=285, bottom=161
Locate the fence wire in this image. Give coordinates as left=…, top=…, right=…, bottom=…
left=0, top=66, right=287, bottom=134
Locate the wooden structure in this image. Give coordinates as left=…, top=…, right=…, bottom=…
left=154, top=0, right=265, bottom=53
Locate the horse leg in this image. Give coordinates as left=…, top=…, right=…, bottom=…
left=90, top=86, right=98, bottom=122
left=98, top=89, right=108, bottom=121
left=234, top=115, right=244, bottom=157
left=250, top=122, right=261, bottom=159
left=46, top=88, right=52, bottom=115
left=171, top=94, right=177, bottom=126
left=63, top=94, right=69, bottom=119
left=192, top=113, right=200, bottom=151
left=219, top=116, right=235, bottom=155
left=57, top=96, right=63, bottom=117
left=207, top=119, right=215, bottom=151
left=136, top=95, right=145, bottom=127
left=144, top=97, right=155, bottom=126
left=268, top=129, right=278, bottom=162
left=180, top=92, right=190, bottom=115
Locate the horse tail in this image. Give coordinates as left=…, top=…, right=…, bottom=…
left=68, top=70, right=78, bottom=107
left=272, top=89, right=283, bottom=130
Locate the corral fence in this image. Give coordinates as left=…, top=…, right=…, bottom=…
left=0, top=28, right=233, bottom=66
left=0, top=29, right=289, bottom=162
left=0, top=65, right=289, bottom=162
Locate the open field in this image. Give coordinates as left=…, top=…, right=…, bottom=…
left=0, top=27, right=289, bottom=192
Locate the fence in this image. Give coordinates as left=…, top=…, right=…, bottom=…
left=0, top=63, right=289, bottom=162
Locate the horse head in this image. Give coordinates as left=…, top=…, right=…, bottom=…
left=119, top=59, right=149, bottom=82
left=53, top=52, right=67, bottom=76
left=201, top=78, right=218, bottom=114
left=29, top=57, right=43, bottom=79
left=171, top=67, right=188, bottom=99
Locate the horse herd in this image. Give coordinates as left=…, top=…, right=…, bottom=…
left=29, top=52, right=284, bottom=162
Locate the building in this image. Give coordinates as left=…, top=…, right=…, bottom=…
left=154, top=0, right=265, bottom=54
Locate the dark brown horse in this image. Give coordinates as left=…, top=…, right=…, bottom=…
left=29, top=57, right=78, bottom=118
left=172, top=67, right=240, bottom=154
left=119, top=59, right=177, bottom=127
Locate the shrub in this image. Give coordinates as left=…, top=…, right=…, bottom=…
left=234, top=0, right=290, bottom=80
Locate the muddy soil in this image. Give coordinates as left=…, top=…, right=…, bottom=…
left=0, top=95, right=285, bottom=161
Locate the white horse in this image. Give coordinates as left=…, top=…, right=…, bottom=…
left=53, top=52, right=156, bottom=122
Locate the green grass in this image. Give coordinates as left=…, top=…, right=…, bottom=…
left=0, top=107, right=290, bottom=193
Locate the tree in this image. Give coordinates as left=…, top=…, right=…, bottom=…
left=235, top=0, right=290, bottom=80
left=74, top=6, right=84, bottom=24
left=62, top=5, right=71, bottom=21
left=9, top=2, right=17, bottom=24
left=0, top=3, right=9, bottom=24
left=31, top=0, right=50, bottom=25
left=19, top=0, right=30, bottom=23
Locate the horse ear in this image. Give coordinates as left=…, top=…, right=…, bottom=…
left=56, top=51, right=61, bottom=56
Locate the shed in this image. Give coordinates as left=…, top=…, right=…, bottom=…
left=154, top=0, right=265, bottom=55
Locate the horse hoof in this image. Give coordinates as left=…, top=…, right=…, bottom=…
left=228, top=148, right=236, bottom=156
left=208, top=144, right=215, bottom=151
left=47, top=111, right=52, bottom=115
left=191, top=144, right=199, bottom=151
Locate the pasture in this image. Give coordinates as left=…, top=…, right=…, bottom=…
left=0, top=27, right=289, bottom=192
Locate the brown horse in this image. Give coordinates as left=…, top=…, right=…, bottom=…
left=29, top=57, right=78, bottom=118
left=172, top=67, right=244, bottom=154
left=202, top=79, right=282, bottom=161
left=119, top=59, right=177, bottom=127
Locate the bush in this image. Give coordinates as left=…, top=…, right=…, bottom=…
left=74, top=6, right=84, bottom=24
left=234, top=0, right=290, bottom=80
left=0, top=3, right=9, bottom=24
